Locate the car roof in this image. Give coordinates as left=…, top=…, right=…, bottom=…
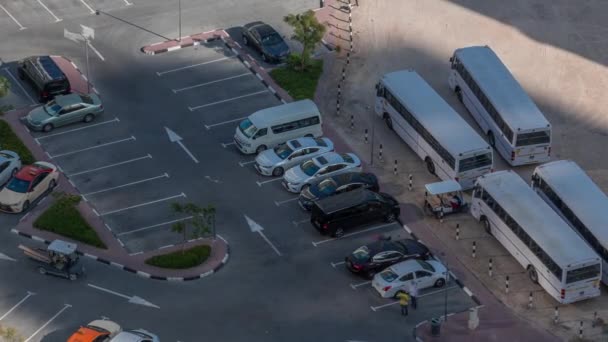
left=15, top=165, right=47, bottom=181
left=252, top=23, right=277, bottom=36
left=315, top=188, right=380, bottom=213
left=425, top=180, right=462, bottom=195
left=48, top=239, right=77, bottom=254
left=69, top=326, right=107, bottom=342
left=367, top=240, right=404, bottom=254
left=287, top=137, right=328, bottom=150
left=331, top=172, right=376, bottom=185
left=249, top=99, right=320, bottom=127
left=313, top=152, right=356, bottom=166
left=390, top=259, right=424, bottom=274
left=55, top=93, right=83, bottom=106
left=88, top=319, right=121, bottom=334
left=110, top=330, right=156, bottom=342
left=26, top=56, right=66, bottom=81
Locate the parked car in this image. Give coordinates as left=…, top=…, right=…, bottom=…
left=255, top=137, right=333, bottom=176
left=0, top=151, right=21, bottom=186
left=310, top=188, right=400, bottom=237
left=0, top=161, right=59, bottom=213
left=17, top=55, right=71, bottom=102
left=242, top=21, right=290, bottom=63
left=372, top=259, right=447, bottom=298
left=109, top=329, right=159, bottom=342
left=283, top=152, right=362, bottom=193
left=346, top=238, right=430, bottom=279
left=22, top=93, right=104, bottom=132
left=68, top=319, right=122, bottom=342
left=298, top=172, right=379, bottom=210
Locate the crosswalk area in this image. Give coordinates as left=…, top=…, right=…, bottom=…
left=0, top=0, right=133, bottom=31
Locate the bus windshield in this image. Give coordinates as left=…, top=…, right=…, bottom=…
left=515, top=130, right=550, bottom=147
left=458, top=152, right=492, bottom=172
left=566, top=264, right=600, bottom=284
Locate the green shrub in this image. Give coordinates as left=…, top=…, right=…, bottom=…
left=0, top=120, right=34, bottom=164
left=145, top=245, right=211, bottom=269
left=270, top=58, right=323, bottom=100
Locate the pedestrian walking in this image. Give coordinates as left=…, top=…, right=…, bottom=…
left=396, top=291, right=410, bottom=316
left=409, top=281, right=419, bottom=310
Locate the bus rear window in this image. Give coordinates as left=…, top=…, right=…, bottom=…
left=515, top=130, right=550, bottom=147
left=458, top=152, right=492, bottom=172
left=566, top=263, right=600, bottom=284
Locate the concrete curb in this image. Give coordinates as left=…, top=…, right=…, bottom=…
left=140, top=31, right=223, bottom=55
left=11, top=228, right=230, bottom=281
left=50, top=55, right=99, bottom=95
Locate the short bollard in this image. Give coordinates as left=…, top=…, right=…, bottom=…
left=379, top=144, right=383, bottom=161
left=579, top=321, right=583, bottom=339
left=337, top=83, right=341, bottom=98
left=505, top=275, right=509, bottom=294
left=472, top=241, right=476, bottom=258
left=553, top=306, right=559, bottom=324
left=394, top=160, right=398, bottom=176
left=336, top=98, right=341, bottom=116
left=408, top=174, right=413, bottom=191
left=341, top=67, right=346, bottom=82
left=528, top=292, right=533, bottom=309
left=456, top=224, right=460, bottom=240
left=488, top=258, right=493, bottom=277
left=430, top=318, right=441, bottom=337
left=592, top=311, right=598, bottom=327
left=350, top=115, right=354, bottom=130
left=364, top=129, right=368, bottom=144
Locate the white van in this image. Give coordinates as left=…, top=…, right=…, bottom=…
left=234, top=99, right=323, bottom=154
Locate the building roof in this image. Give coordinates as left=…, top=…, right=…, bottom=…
left=425, top=180, right=462, bottom=195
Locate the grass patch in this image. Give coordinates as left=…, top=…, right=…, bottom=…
left=270, top=58, right=323, bottom=100
left=0, top=120, right=34, bottom=164
left=34, top=193, right=107, bottom=249
left=145, top=245, right=211, bottom=269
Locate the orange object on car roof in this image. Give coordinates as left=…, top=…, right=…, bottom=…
left=68, top=319, right=121, bottom=342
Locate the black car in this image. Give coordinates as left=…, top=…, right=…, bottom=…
left=299, top=172, right=379, bottom=211
left=345, top=237, right=431, bottom=279
left=310, top=188, right=400, bottom=238
left=17, top=56, right=71, bottom=102
left=242, top=21, right=290, bottom=63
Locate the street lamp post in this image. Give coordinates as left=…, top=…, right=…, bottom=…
left=178, top=0, right=182, bottom=42
left=442, top=252, right=450, bottom=322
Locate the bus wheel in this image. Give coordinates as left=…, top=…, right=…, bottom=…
left=482, top=217, right=492, bottom=236
left=425, top=158, right=436, bottom=175
left=455, top=88, right=463, bottom=103
left=383, top=114, right=393, bottom=130
left=487, top=131, right=495, bottom=147
left=527, top=266, right=539, bottom=284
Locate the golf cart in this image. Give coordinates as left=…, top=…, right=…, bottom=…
left=423, top=180, right=468, bottom=219
left=19, top=239, right=85, bottom=280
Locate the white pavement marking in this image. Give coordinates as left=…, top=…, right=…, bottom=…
left=256, top=177, right=282, bottom=187
left=350, top=280, right=371, bottom=290
left=81, top=173, right=169, bottom=197
left=35, top=0, right=62, bottom=22
left=123, top=0, right=133, bottom=5
left=292, top=218, right=309, bottom=226
left=0, top=252, right=17, bottom=262
left=50, top=136, right=135, bottom=158
left=3, top=68, right=35, bottom=104
left=165, top=127, right=199, bottom=163
left=117, top=216, right=193, bottom=236
left=238, top=160, right=256, bottom=167
left=156, top=56, right=235, bottom=76
left=24, top=304, right=71, bottom=341
left=221, top=141, right=235, bottom=148
left=19, top=212, right=31, bottom=222
left=402, top=224, right=412, bottom=234
left=0, top=5, right=26, bottom=30
left=0, top=291, right=35, bottom=321
left=87, top=41, right=105, bottom=61
left=87, top=283, right=160, bottom=308
left=463, top=286, right=473, bottom=297
left=274, top=197, right=298, bottom=206
left=99, top=193, right=186, bottom=216
left=78, top=0, right=95, bottom=14
left=189, top=90, right=268, bottom=111
left=205, top=117, right=246, bottom=130
left=312, top=222, right=397, bottom=247
left=331, top=261, right=345, bottom=268
left=204, top=175, right=221, bottom=183
left=68, top=154, right=152, bottom=176
left=36, top=117, right=119, bottom=140
left=172, top=73, right=251, bottom=93
left=369, top=286, right=459, bottom=312
left=245, top=215, right=282, bottom=256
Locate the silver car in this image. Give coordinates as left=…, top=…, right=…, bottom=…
left=109, top=329, right=159, bottom=342
left=255, top=137, right=334, bottom=176
left=0, top=150, right=21, bottom=186
left=372, top=259, right=447, bottom=298
left=282, top=152, right=362, bottom=193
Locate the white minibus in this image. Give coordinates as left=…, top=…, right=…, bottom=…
left=471, top=170, right=601, bottom=304
left=375, top=70, right=492, bottom=189
left=234, top=99, right=323, bottom=154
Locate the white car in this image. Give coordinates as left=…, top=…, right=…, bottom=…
left=109, top=329, right=159, bottom=342
left=282, top=152, right=362, bottom=193
left=372, top=259, right=447, bottom=298
left=255, top=137, right=334, bottom=176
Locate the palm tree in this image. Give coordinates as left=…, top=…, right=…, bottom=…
left=284, top=10, right=326, bottom=70
left=170, top=202, right=216, bottom=253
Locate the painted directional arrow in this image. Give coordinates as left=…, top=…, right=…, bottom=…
left=0, top=252, right=16, bottom=262
left=87, top=283, right=160, bottom=309
left=164, top=127, right=199, bottom=163
left=244, top=215, right=282, bottom=256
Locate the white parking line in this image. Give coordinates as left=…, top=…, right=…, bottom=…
left=78, top=0, right=95, bottom=14
left=369, top=286, right=459, bottom=312
left=221, top=141, right=235, bottom=148
left=402, top=224, right=412, bottom=234
left=3, top=68, right=35, bottom=104
left=292, top=218, right=309, bottom=226
left=117, top=216, right=193, bottom=236
left=256, top=177, right=282, bottom=187
left=123, top=0, right=133, bottom=5
left=0, top=5, right=26, bottom=30
left=172, top=73, right=251, bottom=93
left=81, top=173, right=169, bottom=197
left=156, top=56, right=236, bottom=76
left=99, top=193, right=186, bottom=216
left=87, top=41, right=106, bottom=61
left=35, top=0, right=62, bottom=22
left=189, top=90, right=269, bottom=112
left=331, top=261, right=345, bottom=268
left=0, top=291, right=35, bottom=321
left=68, top=154, right=152, bottom=176
left=49, top=136, right=135, bottom=158
left=24, top=304, right=71, bottom=342
left=275, top=197, right=298, bottom=206
left=350, top=281, right=371, bottom=290
left=205, top=117, right=246, bottom=130
left=238, top=160, right=256, bottom=167
left=35, top=117, right=119, bottom=141
left=312, top=222, right=397, bottom=247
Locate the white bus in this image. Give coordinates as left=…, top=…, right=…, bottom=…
left=448, top=46, right=552, bottom=166
left=375, top=70, right=492, bottom=189
left=471, top=170, right=601, bottom=304
left=532, top=160, right=608, bottom=285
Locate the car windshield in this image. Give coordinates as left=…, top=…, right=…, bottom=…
left=317, top=179, right=338, bottom=194
left=6, top=177, right=30, bottom=193
left=380, top=269, right=398, bottom=282
left=238, top=119, right=258, bottom=138
left=301, top=160, right=320, bottom=176
left=274, top=144, right=294, bottom=160
left=261, top=33, right=283, bottom=46
left=352, top=246, right=370, bottom=261
left=44, top=101, right=61, bottom=116
left=417, top=260, right=435, bottom=272
left=0, top=152, right=12, bottom=159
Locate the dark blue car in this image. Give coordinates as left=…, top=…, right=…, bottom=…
left=299, top=172, right=379, bottom=211
left=242, top=22, right=290, bottom=63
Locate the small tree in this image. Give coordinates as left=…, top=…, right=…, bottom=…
left=0, top=323, right=24, bottom=342
left=284, top=10, right=326, bottom=70
left=170, top=202, right=216, bottom=252
left=0, top=76, right=9, bottom=98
